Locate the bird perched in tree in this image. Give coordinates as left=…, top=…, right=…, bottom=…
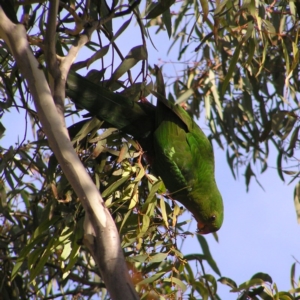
left=66, top=68, right=224, bottom=234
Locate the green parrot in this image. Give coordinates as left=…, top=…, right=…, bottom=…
left=66, top=70, right=224, bottom=234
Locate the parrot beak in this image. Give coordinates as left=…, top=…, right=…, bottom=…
left=197, top=221, right=210, bottom=234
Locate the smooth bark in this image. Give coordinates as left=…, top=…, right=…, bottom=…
left=0, top=6, right=139, bottom=300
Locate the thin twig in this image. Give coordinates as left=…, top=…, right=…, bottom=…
left=199, top=259, right=215, bottom=300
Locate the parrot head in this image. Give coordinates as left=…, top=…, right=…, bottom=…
left=182, top=188, right=224, bottom=235
left=196, top=211, right=223, bottom=234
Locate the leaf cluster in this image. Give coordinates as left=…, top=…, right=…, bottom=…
left=165, top=0, right=300, bottom=193
left=0, top=0, right=300, bottom=299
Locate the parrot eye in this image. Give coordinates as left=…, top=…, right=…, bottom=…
left=209, top=215, right=216, bottom=222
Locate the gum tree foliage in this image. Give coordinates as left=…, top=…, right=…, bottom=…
left=0, top=0, right=300, bottom=299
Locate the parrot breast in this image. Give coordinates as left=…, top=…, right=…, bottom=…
left=152, top=102, right=224, bottom=234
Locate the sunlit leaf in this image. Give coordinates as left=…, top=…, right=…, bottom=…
left=293, top=182, right=300, bottom=224
left=200, top=0, right=209, bottom=21
left=231, top=278, right=264, bottom=292
left=175, top=88, right=194, bottom=105
left=218, top=276, right=237, bottom=289
left=137, top=272, right=165, bottom=285
left=193, top=281, right=209, bottom=299
left=222, top=43, right=242, bottom=96
left=251, top=272, right=272, bottom=284
left=109, top=45, right=147, bottom=84
left=164, top=277, right=187, bottom=292
left=149, top=253, right=168, bottom=263
left=87, top=45, right=110, bottom=69
left=102, top=174, right=131, bottom=198
left=160, top=197, right=168, bottom=228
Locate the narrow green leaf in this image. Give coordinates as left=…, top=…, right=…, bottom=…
left=87, top=45, right=110, bottom=68
left=110, top=17, right=132, bottom=43
left=226, top=149, right=236, bottom=179
left=164, top=277, right=187, bottom=292
left=281, top=39, right=290, bottom=75
left=27, top=247, right=44, bottom=274
left=32, top=217, right=60, bottom=240
left=203, top=274, right=217, bottom=294
left=222, top=43, right=241, bottom=96
left=293, top=182, right=300, bottom=224
left=137, top=272, right=165, bottom=285
left=175, top=88, right=194, bottom=105
left=245, top=38, right=256, bottom=66
left=63, top=241, right=81, bottom=274
left=117, top=143, right=129, bottom=163
left=11, top=233, right=45, bottom=281
left=89, top=128, right=118, bottom=143
left=110, top=45, right=147, bottom=83
left=144, top=178, right=162, bottom=205
left=149, top=253, right=168, bottom=263
left=277, top=152, right=284, bottom=182
left=30, top=240, right=55, bottom=281
left=11, top=260, right=24, bottom=281
left=171, top=247, right=184, bottom=259
left=242, top=21, right=254, bottom=43
left=102, top=174, right=130, bottom=198
left=72, top=117, right=102, bottom=144
left=133, top=165, right=145, bottom=183
left=0, top=182, right=6, bottom=208
left=160, top=197, right=169, bottom=228
left=275, top=292, right=294, bottom=300
left=208, top=69, right=223, bottom=120
left=119, top=209, right=133, bottom=232
left=4, top=167, right=14, bottom=190
left=0, top=122, right=5, bottom=137
left=290, top=0, right=296, bottom=22
left=162, top=8, right=172, bottom=38
left=251, top=272, right=272, bottom=284
left=13, top=159, right=29, bottom=176
left=61, top=242, right=72, bottom=260
left=193, top=281, right=209, bottom=299
left=231, top=278, right=264, bottom=292
left=245, top=163, right=255, bottom=192
left=140, top=215, right=150, bottom=234
left=145, top=0, right=175, bottom=19
left=196, top=235, right=221, bottom=276
left=57, top=226, right=74, bottom=244
left=214, top=0, right=229, bottom=16
left=218, top=276, right=238, bottom=289
left=184, top=262, right=195, bottom=283
left=200, top=0, right=209, bottom=21
left=289, top=287, right=300, bottom=294
left=127, top=254, right=148, bottom=263
left=263, top=19, right=277, bottom=41
left=290, top=262, right=296, bottom=289
left=119, top=82, right=147, bottom=102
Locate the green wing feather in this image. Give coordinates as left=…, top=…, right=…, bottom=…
left=152, top=67, right=223, bottom=233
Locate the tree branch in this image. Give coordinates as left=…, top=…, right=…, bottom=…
left=45, top=0, right=65, bottom=116
left=45, top=0, right=59, bottom=79
left=0, top=6, right=139, bottom=300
